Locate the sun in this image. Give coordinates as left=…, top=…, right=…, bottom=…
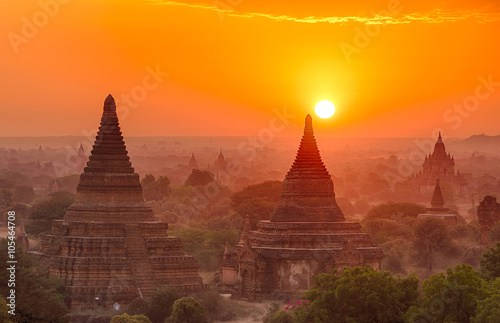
left=315, top=100, right=335, bottom=119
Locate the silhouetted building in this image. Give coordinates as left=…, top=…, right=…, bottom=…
left=219, top=115, right=383, bottom=300
left=214, top=149, right=227, bottom=171
left=413, top=132, right=466, bottom=194
left=188, top=153, right=199, bottom=169
left=417, top=179, right=458, bottom=226
left=39, top=95, right=207, bottom=309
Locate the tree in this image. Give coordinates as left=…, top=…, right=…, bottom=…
left=480, top=242, right=500, bottom=281
left=413, top=217, right=456, bottom=272
left=294, top=266, right=419, bottom=323
left=12, top=185, right=34, bottom=203
left=142, top=175, right=171, bottom=201
left=185, top=170, right=215, bottom=187
left=231, top=181, right=282, bottom=227
left=472, top=293, right=500, bottom=323
left=167, top=297, right=207, bottom=323
left=366, top=202, right=426, bottom=220
left=110, top=313, right=151, bottom=323
left=146, top=288, right=180, bottom=323
left=266, top=309, right=295, bottom=323
left=0, top=298, right=13, bottom=323
left=0, top=239, right=69, bottom=322
left=489, top=220, right=500, bottom=243
left=405, top=264, right=491, bottom=323
left=125, top=297, right=150, bottom=316
left=230, top=180, right=282, bottom=206
left=27, top=191, right=75, bottom=235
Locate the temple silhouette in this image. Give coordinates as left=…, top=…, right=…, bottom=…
left=219, top=115, right=383, bottom=299
left=39, top=95, right=207, bottom=309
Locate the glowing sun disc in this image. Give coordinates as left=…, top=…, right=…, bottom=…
left=315, top=100, right=335, bottom=119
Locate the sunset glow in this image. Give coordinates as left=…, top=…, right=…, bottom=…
left=315, top=100, right=336, bottom=119
left=0, top=1, right=499, bottom=137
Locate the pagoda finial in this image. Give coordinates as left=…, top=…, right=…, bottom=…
left=431, top=178, right=445, bottom=209
left=239, top=215, right=251, bottom=244
left=103, top=94, right=116, bottom=112
left=270, top=114, right=344, bottom=222
left=437, top=131, right=443, bottom=143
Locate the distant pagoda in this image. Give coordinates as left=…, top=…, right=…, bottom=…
left=219, top=115, right=383, bottom=300
left=413, top=132, right=466, bottom=193
left=39, top=95, right=207, bottom=309
left=188, top=153, right=199, bottom=169
left=417, top=178, right=458, bottom=226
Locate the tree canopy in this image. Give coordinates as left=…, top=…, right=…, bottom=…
left=185, top=169, right=215, bottom=187
left=480, top=242, right=500, bottom=281
left=27, top=190, right=75, bottom=235
left=0, top=239, right=69, bottom=322
left=167, top=297, right=207, bottom=323
left=141, top=174, right=171, bottom=201
left=405, top=264, right=492, bottom=323
left=366, top=202, right=426, bottom=220
left=294, top=265, right=419, bottom=323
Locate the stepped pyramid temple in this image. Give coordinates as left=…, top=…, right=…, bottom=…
left=39, top=95, right=207, bottom=309
left=412, top=133, right=465, bottom=193
left=417, top=179, right=458, bottom=226
left=219, top=115, right=383, bottom=299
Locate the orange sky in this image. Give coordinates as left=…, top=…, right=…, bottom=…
left=1, top=0, right=500, bottom=138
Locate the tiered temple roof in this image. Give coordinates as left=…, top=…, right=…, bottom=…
left=271, top=114, right=343, bottom=222
left=220, top=115, right=383, bottom=300
left=39, top=95, right=207, bottom=309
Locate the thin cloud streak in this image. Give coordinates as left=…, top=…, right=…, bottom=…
left=149, top=1, right=500, bottom=25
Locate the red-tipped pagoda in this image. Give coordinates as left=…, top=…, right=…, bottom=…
left=219, top=115, right=383, bottom=299
left=39, top=95, right=207, bottom=309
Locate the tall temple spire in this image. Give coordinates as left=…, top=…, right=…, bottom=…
left=431, top=178, right=445, bottom=209
left=65, top=94, right=154, bottom=222
left=188, top=153, right=199, bottom=169
left=433, top=132, right=446, bottom=157
left=270, top=114, right=343, bottom=222
left=239, top=215, right=251, bottom=244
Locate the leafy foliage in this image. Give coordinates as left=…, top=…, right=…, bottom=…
left=489, top=220, right=500, bottom=243
left=413, top=217, right=457, bottom=270
left=366, top=202, right=426, bottom=220
left=405, top=264, right=491, bottom=323
left=266, top=309, right=295, bottom=323
left=230, top=180, right=282, bottom=227
left=295, top=265, right=419, bottom=323
left=27, top=190, right=75, bottom=235
left=167, top=297, right=207, bottom=323
left=472, top=293, right=500, bottom=323
left=185, top=169, right=215, bottom=187
left=110, top=313, right=152, bottom=323
left=12, top=185, right=34, bottom=203
left=0, top=239, right=69, bottom=322
left=169, top=228, right=239, bottom=271
left=480, top=242, right=500, bottom=281
left=141, top=174, right=171, bottom=201
left=146, top=288, right=180, bottom=323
